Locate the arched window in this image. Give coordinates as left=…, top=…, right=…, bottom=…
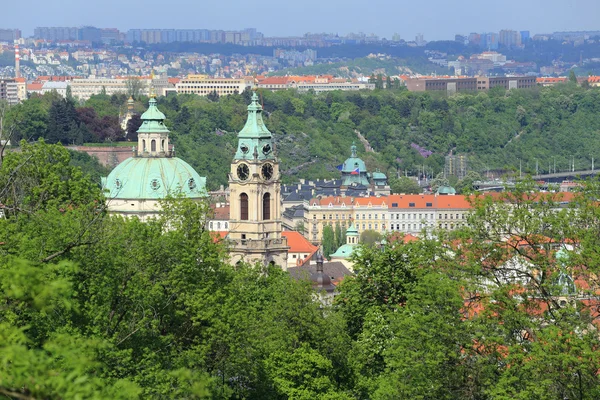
left=142, top=139, right=146, bottom=151
left=263, top=193, right=271, bottom=220
left=161, top=139, right=165, bottom=151
left=240, top=193, right=249, bottom=220
left=151, top=140, right=156, bottom=152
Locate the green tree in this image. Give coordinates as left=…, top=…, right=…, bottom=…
left=389, top=176, right=422, bottom=194
left=359, top=229, right=382, bottom=245
left=322, top=224, right=336, bottom=258
left=569, top=69, right=578, bottom=83
left=126, top=76, right=146, bottom=98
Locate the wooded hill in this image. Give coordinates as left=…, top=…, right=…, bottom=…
left=3, top=83, right=600, bottom=190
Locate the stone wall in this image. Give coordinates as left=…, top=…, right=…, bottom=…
left=68, top=145, right=133, bottom=168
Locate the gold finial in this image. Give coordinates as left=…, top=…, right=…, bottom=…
left=252, top=72, right=258, bottom=90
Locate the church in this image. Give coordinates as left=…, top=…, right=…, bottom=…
left=226, top=88, right=289, bottom=266
left=102, top=96, right=207, bottom=221
left=103, top=90, right=289, bottom=267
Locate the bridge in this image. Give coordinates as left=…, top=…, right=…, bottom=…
left=532, top=169, right=598, bottom=182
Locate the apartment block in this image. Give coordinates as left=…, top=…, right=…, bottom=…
left=175, top=75, right=248, bottom=97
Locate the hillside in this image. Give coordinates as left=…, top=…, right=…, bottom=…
left=4, top=84, right=600, bottom=190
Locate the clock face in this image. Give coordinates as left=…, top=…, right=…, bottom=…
left=237, top=163, right=250, bottom=181
left=261, top=163, right=274, bottom=180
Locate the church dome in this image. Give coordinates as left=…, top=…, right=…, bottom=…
left=341, top=143, right=367, bottom=174
left=104, top=157, right=206, bottom=200
left=102, top=96, right=206, bottom=203
left=436, top=185, right=457, bottom=195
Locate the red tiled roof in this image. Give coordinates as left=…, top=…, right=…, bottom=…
left=282, top=231, right=318, bottom=254
left=211, top=204, right=230, bottom=220
left=210, top=231, right=228, bottom=243
left=27, top=82, right=43, bottom=91
left=388, top=232, right=420, bottom=243
left=353, top=197, right=388, bottom=206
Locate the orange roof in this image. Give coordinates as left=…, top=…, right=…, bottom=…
left=27, top=82, right=43, bottom=91
left=167, top=77, right=180, bottom=85
left=258, top=76, right=290, bottom=85
left=210, top=231, right=228, bottom=243
left=309, top=196, right=352, bottom=207
left=282, top=231, right=318, bottom=254
left=14, top=77, right=26, bottom=83
left=353, top=196, right=388, bottom=207
left=388, top=232, right=420, bottom=243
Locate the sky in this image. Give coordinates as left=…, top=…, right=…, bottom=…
left=5, top=0, right=600, bottom=41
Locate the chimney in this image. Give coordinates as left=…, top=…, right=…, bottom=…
left=14, top=44, right=20, bottom=79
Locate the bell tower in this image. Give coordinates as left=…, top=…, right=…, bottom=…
left=228, top=88, right=288, bottom=267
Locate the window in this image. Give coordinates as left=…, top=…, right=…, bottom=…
left=409, top=202, right=415, bottom=207
left=240, top=193, right=249, bottom=220
left=151, top=140, right=156, bottom=152
left=375, top=223, right=378, bottom=229
left=263, top=193, right=271, bottom=220
left=426, top=202, right=432, bottom=207
left=374, top=214, right=378, bottom=219
left=392, top=202, right=398, bottom=207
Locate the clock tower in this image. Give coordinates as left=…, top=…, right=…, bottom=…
left=228, top=89, right=288, bottom=267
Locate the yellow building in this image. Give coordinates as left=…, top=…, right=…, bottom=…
left=303, top=196, right=356, bottom=244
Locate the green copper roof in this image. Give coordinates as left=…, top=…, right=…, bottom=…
left=437, top=185, right=456, bottom=195
left=234, top=90, right=275, bottom=161
left=346, top=224, right=359, bottom=236
left=330, top=244, right=357, bottom=259
left=341, top=142, right=369, bottom=186
left=138, top=97, right=170, bottom=134
left=102, top=157, right=206, bottom=200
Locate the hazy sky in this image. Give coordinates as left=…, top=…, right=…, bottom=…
left=5, top=0, right=600, bottom=40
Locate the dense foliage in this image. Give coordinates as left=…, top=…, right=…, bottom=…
left=3, top=83, right=600, bottom=191
left=3, top=142, right=600, bottom=398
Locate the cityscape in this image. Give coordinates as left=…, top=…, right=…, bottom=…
left=2, top=14, right=600, bottom=399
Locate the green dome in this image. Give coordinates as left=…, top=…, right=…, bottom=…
left=330, top=244, right=357, bottom=259
left=342, top=143, right=367, bottom=173
left=436, top=185, right=456, bottom=195
left=103, top=157, right=207, bottom=200
left=138, top=97, right=169, bottom=134
left=346, top=224, right=359, bottom=236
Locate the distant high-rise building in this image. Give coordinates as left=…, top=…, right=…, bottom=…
left=78, top=26, right=102, bottom=43
left=34, top=27, right=78, bottom=41
left=520, top=30, right=530, bottom=43
left=0, top=29, right=21, bottom=42
left=100, top=28, right=121, bottom=44
left=468, top=33, right=481, bottom=47
left=392, top=33, right=401, bottom=42
left=480, top=32, right=499, bottom=49
left=499, top=29, right=521, bottom=48
left=415, top=33, right=425, bottom=46
left=455, top=34, right=466, bottom=44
